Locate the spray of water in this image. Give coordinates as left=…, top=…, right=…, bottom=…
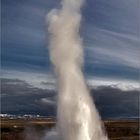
left=47, top=0, right=108, bottom=140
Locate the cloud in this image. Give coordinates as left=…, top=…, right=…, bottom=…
left=1, top=0, right=139, bottom=81
left=91, top=86, right=139, bottom=119
left=1, top=78, right=56, bottom=116
left=85, top=27, right=140, bottom=69
left=82, top=0, right=139, bottom=79
left=1, top=77, right=139, bottom=119
left=1, top=69, right=139, bottom=91
left=1, top=70, right=56, bottom=90
left=83, top=0, right=139, bottom=35
left=40, top=98, right=56, bottom=105
left=87, top=77, right=140, bottom=91
left=1, top=78, right=49, bottom=96
left=1, top=0, right=139, bottom=119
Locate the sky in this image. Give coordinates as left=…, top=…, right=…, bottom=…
left=1, top=0, right=140, bottom=119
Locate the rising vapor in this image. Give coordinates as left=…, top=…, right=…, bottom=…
left=47, top=0, right=108, bottom=140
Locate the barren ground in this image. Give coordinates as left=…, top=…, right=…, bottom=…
left=1, top=118, right=139, bottom=140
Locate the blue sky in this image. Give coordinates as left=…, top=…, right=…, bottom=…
left=1, top=0, right=140, bottom=118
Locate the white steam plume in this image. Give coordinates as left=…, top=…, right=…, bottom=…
left=47, top=0, right=108, bottom=140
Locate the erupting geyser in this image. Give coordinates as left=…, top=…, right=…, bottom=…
left=47, top=0, right=108, bottom=140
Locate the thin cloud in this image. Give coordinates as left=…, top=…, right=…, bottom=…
left=84, top=27, right=140, bottom=69
left=2, top=0, right=139, bottom=81
left=40, top=98, right=56, bottom=105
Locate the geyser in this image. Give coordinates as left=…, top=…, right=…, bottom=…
left=47, top=0, right=108, bottom=140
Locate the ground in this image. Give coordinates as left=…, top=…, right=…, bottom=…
left=1, top=118, right=139, bottom=140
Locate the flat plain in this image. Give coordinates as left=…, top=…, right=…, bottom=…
left=1, top=118, right=139, bottom=140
